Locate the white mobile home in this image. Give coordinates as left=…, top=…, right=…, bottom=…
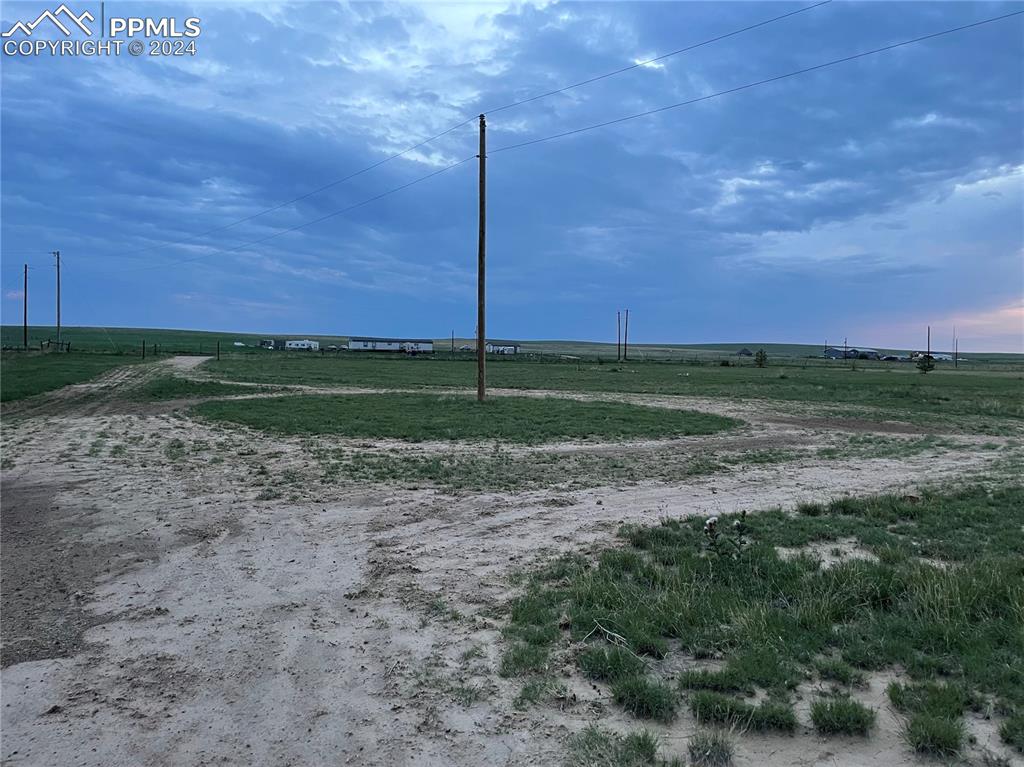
left=485, top=341, right=520, bottom=355
left=348, top=337, right=434, bottom=353
left=285, top=339, right=319, bottom=351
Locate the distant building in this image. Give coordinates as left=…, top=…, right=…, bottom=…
left=348, top=337, right=434, bottom=353
left=823, top=347, right=880, bottom=360
left=486, top=341, right=520, bottom=354
left=285, top=339, right=319, bottom=351
left=737, top=348, right=753, bottom=357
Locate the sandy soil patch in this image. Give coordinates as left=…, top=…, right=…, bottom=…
left=1, top=358, right=1019, bottom=766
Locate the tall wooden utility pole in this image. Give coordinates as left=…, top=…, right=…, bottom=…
left=953, top=325, right=958, bottom=369
left=476, top=114, right=487, bottom=402
left=623, top=309, right=630, bottom=361
left=617, top=311, right=621, bottom=362
left=23, top=264, right=28, bottom=349
left=927, top=325, right=931, bottom=359
left=52, top=250, right=61, bottom=346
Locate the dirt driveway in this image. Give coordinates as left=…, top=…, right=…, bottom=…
left=1, top=358, right=1017, bottom=766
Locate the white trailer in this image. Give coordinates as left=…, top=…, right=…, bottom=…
left=285, top=339, right=319, bottom=351
left=348, top=337, right=434, bottom=353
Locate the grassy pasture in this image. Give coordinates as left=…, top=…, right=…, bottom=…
left=204, top=355, right=1024, bottom=424
left=502, top=486, right=1024, bottom=753
left=0, top=352, right=138, bottom=402
left=194, top=393, right=738, bottom=444
left=133, top=375, right=275, bottom=401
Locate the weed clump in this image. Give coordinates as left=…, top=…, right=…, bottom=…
left=566, top=725, right=665, bottom=767
left=579, top=646, right=645, bottom=682
left=611, top=676, right=678, bottom=722
left=904, top=713, right=964, bottom=756
left=689, top=691, right=796, bottom=732
left=999, top=712, right=1024, bottom=752
left=499, top=643, right=548, bottom=677
left=810, top=696, right=875, bottom=735
left=688, top=729, right=734, bottom=766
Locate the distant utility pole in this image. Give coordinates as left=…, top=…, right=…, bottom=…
left=23, top=264, right=28, bottom=349
left=953, top=325, right=958, bottom=369
left=927, top=325, right=931, bottom=358
left=617, top=311, right=622, bottom=362
left=476, top=114, right=487, bottom=402
left=623, top=309, right=630, bottom=362
left=52, top=250, right=61, bottom=346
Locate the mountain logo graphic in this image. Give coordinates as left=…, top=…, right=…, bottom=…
left=2, top=4, right=94, bottom=37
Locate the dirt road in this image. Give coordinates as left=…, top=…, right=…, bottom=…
left=1, top=358, right=1017, bottom=766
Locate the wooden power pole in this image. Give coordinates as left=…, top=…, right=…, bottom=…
left=23, top=264, right=28, bottom=349
left=623, top=309, right=630, bottom=361
left=617, top=311, right=621, bottom=362
left=52, top=250, right=61, bottom=346
left=476, top=114, right=487, bottom=402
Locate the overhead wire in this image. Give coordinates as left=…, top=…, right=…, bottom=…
left=102, top=1, right=833, bottom=261
left=490, top=10, right=1024, bottom=155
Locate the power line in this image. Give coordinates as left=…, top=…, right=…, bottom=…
left=490, top=10, right=1024, bottom=155
left=483, top=0, right=831, bottom=117
left=83, top=8, right=1020, bottom=277
left=104, top=155, right=476, bottom=274
left=102, top=1, right=831, bottom=261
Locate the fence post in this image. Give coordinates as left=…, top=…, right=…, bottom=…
left=142, top=340, right=146, bottom=360
left=216, top=341, right=220, bottom=361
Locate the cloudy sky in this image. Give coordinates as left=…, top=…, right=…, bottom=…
left=1, top=1, right=1022, bottom=351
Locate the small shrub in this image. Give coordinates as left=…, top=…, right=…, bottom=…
left=612, top=675, right=678, bottom=722
left=904, top=713, right=964, bottom=756
left=688, top=729, right=734, bottom=766
left=810, top=697, right=875, bottom=735
left=579, top=646, right=645, bottom=682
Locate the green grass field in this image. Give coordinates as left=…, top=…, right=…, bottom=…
left=502, top=487, right=1024, bottom=754
left=204, top=355, right=1024, bottom=424
left=132, top=376, right=274, bottom=401
left=194, top=393, right=738, bottom=444
left=0, top=352, right=139, bottom=402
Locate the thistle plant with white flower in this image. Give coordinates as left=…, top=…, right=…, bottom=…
left=702, top=510, right=749, bottom=558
